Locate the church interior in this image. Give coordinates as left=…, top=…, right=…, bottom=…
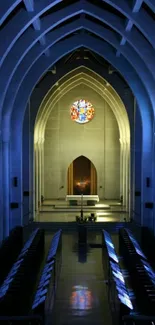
left=0, top=0, right=155, bottom=324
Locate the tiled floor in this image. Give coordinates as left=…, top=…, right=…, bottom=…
left=49, top=232, right=112, bottom=325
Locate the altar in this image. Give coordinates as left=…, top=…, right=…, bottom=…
left=66, top=195, right=99, bottom=206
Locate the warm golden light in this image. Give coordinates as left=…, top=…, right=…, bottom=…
left=96, top=212, right=112, bottom=216
left=95, top=204, right=110, bottom=208
left=76, top=180, right=90, bottom=189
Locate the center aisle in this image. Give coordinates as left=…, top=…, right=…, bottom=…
left=50, top=232, right=112, bottom=325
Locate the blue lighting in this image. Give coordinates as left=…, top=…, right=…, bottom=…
left=104, top=233, right=134, bottom=311
left=32, top=230, right=62, bottom=310
left=112, top=270, right=125, bottom=283
left=118, top=293, right=133, bottom=310
left=0, top=229, right=40, bottom=297
left=108, top=250, right=119, bottom=263
left=141, top=260, right=155, bottom=285
left=125, top=229, right=146, bottom=259
left=47, top=229, right=62, bottom=261
left=103, top=230, right=119, bottom=263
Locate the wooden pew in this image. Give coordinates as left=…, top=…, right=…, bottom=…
left=119, top=228, right=155, bottom=315
left=0, top=228, right=44, bottom=316
left=0, top=226, right=23, bottom=285
left=31, top=229, right=62, bottom=324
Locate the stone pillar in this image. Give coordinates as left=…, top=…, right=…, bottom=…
left=9, top=124, right=23, bottom=231
left=140, top=106, right=153, bottom=229
left=33, top=143, right=36, bottom=219
left=22, top=106, right=30, bottom=226
left=125, top=141, right=130, bottom=211
left=141, top=148, right=153, bottom=229
left=68, top=162, right=73, bottom=194
left=29, top=132, right=34, bottom=221
left=130, top=121, right=135, bottom=220
left=0, top=137, right=3, bottom=242
left=90, top=163, right=97, bottom=195
left=38, top=139, right=42, bottom=208
left=119, top=139, right=123, bottom=201
left=133, top=105, right=142, bottom=224
left=122, top=140, right=126, bottom=207
left=2, top=138, right=10, bottom=237
left=29, top=105, right=34, bottom=222
left=35, top=143, right=39, bottom=212
left=41, top=138, right=45, bottom=198
left=152, top=127, right=155, bottom=234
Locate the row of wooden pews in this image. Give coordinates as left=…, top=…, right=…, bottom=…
left=119, top=228, right=155, bottom=316
left=0, top=226, right=23, bottom=285
left=31, top=229, right=62, bottom=324
left=102, top=229, right=133, bottom=325
left=0, top=227, right=62, bottom=324
left=0, top=228, right=44, bottom=316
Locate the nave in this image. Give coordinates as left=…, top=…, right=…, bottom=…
left=50, top=232, right=112, bottom=325
left=1, top=1, right=155, bottom=323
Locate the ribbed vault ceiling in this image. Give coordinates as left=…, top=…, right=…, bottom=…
left=0, top=0, right=154, bottom=239
left=0, top=0, right=155, bottom=135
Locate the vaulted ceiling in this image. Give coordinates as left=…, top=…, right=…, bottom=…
left=0, top=0, right=155, bottom=132
left=0, top=0, right=155, bottom=238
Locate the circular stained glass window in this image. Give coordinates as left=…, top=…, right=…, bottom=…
left=70, top=99, right=95, bottom=124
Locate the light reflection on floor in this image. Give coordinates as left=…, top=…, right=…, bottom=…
left=51, top=233, right=112, bottom=325
left=35, top=212, right=129, bottom=222
left=36, top=199, right=129, bottom=223
left=70, top=285, right=94, bottom=315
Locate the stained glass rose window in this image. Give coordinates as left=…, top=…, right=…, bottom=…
left=70, top=99, right=95, bottom=124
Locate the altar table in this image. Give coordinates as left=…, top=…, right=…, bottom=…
left=66, top=195, right=99, bottom=206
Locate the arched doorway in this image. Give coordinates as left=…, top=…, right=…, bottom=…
left=67, top=156, right=97, bottom=195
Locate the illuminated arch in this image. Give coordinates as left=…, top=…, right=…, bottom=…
left=67, top=155, right=97, bottom=195
left=34, top=66, right=130, bottom=213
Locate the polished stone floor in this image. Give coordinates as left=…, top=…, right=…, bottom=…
left=36, top=199, right=129, bottom=223
left=36, top=212, right=128, bottom=223
left=48, top=232, right=113, bottom=325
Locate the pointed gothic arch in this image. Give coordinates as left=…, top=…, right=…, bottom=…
left=67, top=155, right=97, bottom=195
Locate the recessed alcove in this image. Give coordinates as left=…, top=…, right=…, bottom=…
left=67, top=155, right=97, bottom=195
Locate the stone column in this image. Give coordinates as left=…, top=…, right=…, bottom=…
left=122, top=140, right=126, bottom=207
left=140, top=107, right=153, bottom=228
left=9, top=124, right=23, bottom=231
left=2, top=137, right=10, bottom=237
left=22, top=106, right=30, bottom=226
left=0, top=137, right=3, bottom=241
left=68, top=163, right=73, bottom=194
left=125, top=141, right=130, bottom=211
left=41, top=138, right=45, bottom=199
left=35, top=143, right=39, bottom=212
left=38, top=139, right=42, bottom=208
left=119, top=138, right=123, bottom=202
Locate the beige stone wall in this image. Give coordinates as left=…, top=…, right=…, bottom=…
left=44, top=85, right=120, bottom=199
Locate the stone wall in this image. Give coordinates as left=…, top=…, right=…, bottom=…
left=44, top=85, right=120, bottom=199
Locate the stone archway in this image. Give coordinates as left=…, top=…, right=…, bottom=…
left=35, top=68, right=130, bottom=211
left=67, top=156, right=97, bottom=195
